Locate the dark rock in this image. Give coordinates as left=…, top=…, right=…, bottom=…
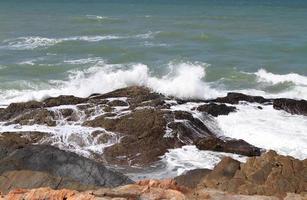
left=6, top=109, right=56, bottom=126
left=43, top=95, right=87, bottom=107
left=213, top=92, right=270, bottom=105
left=0, top=132, right=48, bottom=160
left=174, top=168, right=211, bottom=188
left=197, top=103, right=236, bottom=117
left=0, top=101, right=43, bottom=120
left=196, top=137, right=261, bottom=156
left=107, top=100, right=129, bottom=107
left=273, top=98, right=307, bottom=116
left=0, top=145, right=133, bottom=187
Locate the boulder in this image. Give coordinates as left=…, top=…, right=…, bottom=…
left=196, top=137, right=261, bottom=156
left=213, top=92, right=270, bottom=105
left=197, top=103, right=236, bottom=117
left=273, top=98, right=307, bottom=116
left=0, top=145, right=133, bottom=188
left=200, top=150, right=307, bottom=197
left=0, top=132, right=48, bottom=160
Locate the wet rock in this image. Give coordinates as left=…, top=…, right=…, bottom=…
left=0, top=145, right=133, bottom=188
left=0, top=101, right=43, bottom=120
left=107, top=100, right=128, bottom=107
left=273, top=98, right=307, bottom=116
left=197, top=103, right=236, bottom=117
left=100, top=109, right=176, bottom=165
left=43, top=95, right=87, bottom=107
left=196, top=137, right=261, bottom=156
left=200, top=150, right=307, bottom=197
left=6, top=109, right=56, bottom=126
left=213, top=92, right=270, bottom=105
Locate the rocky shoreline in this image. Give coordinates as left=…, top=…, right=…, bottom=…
left=0, top=86, right=306, bottom=199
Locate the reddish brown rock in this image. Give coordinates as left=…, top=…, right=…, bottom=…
left=200, top=150, right=307, bottom=197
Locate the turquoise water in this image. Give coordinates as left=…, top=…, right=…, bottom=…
left=1, top=0, right=307, bottom=104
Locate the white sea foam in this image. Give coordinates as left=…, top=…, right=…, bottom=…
left=158, top=145, right=246, bottom=178
left=2, top=32, right=157, bottom=50
left=255, top=68, right=307, bottom=86
left=0, top=62, right=224, bottom=105
left=216, top=103, right=307, bottom=160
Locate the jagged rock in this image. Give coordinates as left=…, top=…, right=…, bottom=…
left=0, top=145, right=133, bottom=188
left=213, top=92, right=270, bottom=105
left=197, top=103, right=236, bottom=117
left=196, top=137, right=261, bottom=156
left=200, top=150, right=307, bottom=197
left=273, top=98, right=307, bottom=116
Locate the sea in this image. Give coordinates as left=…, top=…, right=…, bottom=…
left=0, top=0, right=307, bottom=178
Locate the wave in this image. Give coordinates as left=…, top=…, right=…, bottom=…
left=1, top=32, right=157, bottom=50
left=0, top=62, right=224, bottom=104
left=1, top=60, right=307, bottom=105
left=255, top=68, right=307, bottom=86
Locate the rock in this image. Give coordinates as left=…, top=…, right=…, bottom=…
left=5, top=109, right=56, bottom=126
left=196, top=137, right=261, bottom=156
left=0, top=132, right=48, bottom=159
left=107, top=100, right=128, bottom=107
left=197, top=103, right=236, bottom=117
left=174, top=168, right=211, bottom=188
left=213, top=92, right=270, bottom=105
left=1, top=188, right=96, bottom=200
left=273, top=98, right=307, bottom=116
left=0, top=145, right=133, bottom=188
left=200, top=150, right=307, bottom=197
left=0, top=170, right=98, bottom=194
left=43, top=95, right=87, bottom=107
left=0, top=101, right=43, bottom=121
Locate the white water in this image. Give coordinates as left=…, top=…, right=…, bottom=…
left=1, top=32, right=157, bottom=50
left=217, top=103, right=307, bottom=160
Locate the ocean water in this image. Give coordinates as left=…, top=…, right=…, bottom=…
left=1, top=0, right=307, bottom=104
left=0, top=0, right=307, bottom=177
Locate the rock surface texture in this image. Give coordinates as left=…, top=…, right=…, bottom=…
left=199, top=150, right=307, bottom=198
left=0, top=86, right=264, bottom=166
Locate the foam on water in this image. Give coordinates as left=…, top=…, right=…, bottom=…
left=127, top=145, right=247, bottom=180
left=255, top=68, right=307, bottom=86
left=216, top=103, right=307, bottom=160
left=1, top=32, right=157, bottom=50
left=0, top=62, right=225, bottom=105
